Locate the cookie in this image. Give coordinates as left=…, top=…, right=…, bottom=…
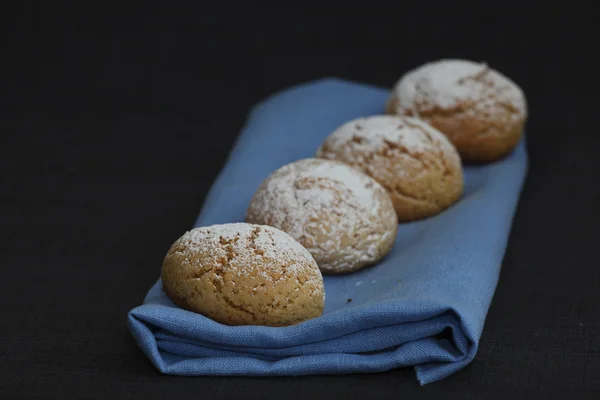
left=317, top=115, right=463, bottom=222
left=246, top=158, right=397, bottom=274
left=161, top=223, right=325, bottom=327
left=386, top=59, right=527, bottom=163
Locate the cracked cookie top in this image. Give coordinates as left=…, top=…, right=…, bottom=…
left=317, top=115, right=463, bottom=221
left=246, top=158, right=397, bottom=274
left=161, top=223, right=325, bottom=326
left=388, top=59, right=527, bottom=121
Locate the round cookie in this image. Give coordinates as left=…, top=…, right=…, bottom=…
left=246, top=158, right=397, bottom=274
left=386, top=59, right=527, bottom=163
left=161, top=223, right=325, bottom=327
left=317, top=115, right=463, bottom=222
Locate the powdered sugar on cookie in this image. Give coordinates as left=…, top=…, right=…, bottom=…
left=391, top=59, right=527, bottom=119
left=318, top=115, right=455, bottom=157
left=173, top=223, right=322, bottom=285
left=246, top=159, right=397, bottom=274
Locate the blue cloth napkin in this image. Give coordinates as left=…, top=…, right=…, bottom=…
left=128, top=78, right=528, bottom=385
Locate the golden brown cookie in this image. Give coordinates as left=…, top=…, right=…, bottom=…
left=161, top=223, right=325, bottom=327
left=317, top=115, right=463, bottom=222
left=386, top=59, right=527, bottom=163
left=246, top=158, right=397, bottom=274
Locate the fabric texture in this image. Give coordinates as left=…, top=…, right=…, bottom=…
left=127, top=78, right=528, bottom=385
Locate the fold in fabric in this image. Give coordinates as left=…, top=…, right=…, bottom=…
left=128, top=78, right=528, bottom=385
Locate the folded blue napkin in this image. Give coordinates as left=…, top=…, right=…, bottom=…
left=128, top=78, right=528, bottom=385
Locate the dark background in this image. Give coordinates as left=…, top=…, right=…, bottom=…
left=2, top=2, right=599, bottom=399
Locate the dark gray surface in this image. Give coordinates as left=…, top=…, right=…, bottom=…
left=1, top=2, right=599, bottom=398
